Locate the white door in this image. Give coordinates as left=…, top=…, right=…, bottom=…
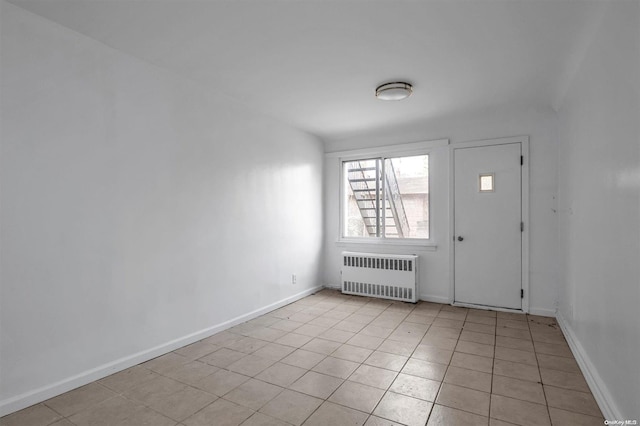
left=454, top=142, right=522, bottom=310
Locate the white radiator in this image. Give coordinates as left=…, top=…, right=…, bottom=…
left=341, top=251, right=418, bottom=303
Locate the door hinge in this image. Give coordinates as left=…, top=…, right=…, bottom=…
left=521, top=222, right=524, bottom=232
left=520, top=155, right=524, bottom=165
left=521, top=289, right=524, bottom=298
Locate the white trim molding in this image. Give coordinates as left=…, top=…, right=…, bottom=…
left=0, top=285, right=323, bottom=417
left=556, top=313, right=622, bottom=421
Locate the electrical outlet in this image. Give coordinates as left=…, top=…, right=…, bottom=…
left=292, top=274, right=297, bottom=285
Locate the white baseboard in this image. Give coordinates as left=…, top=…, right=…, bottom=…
left=419, top=294, right=450, bottom=304
left=529, top=307, right=556, bottom=317
left=0, top=285, right=323, bottom=417
left=556, top=312, right=621, bottom=421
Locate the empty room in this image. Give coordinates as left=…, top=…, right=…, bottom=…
left=1, top=0, right=638, bottom=425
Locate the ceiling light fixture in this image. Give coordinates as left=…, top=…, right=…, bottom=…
left=375, top=82, right=413, bottom=101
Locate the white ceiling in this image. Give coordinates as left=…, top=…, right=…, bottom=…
left=8, top=0, right=602, bottom=142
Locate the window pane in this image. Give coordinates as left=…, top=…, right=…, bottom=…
left=384, top=155, right=429, bottom=239
left=343, top=159, right=381, bottom=237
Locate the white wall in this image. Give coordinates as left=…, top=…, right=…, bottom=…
left=323, top=105, right=559, bottom=316
left=556, top=1, right=640, bottom=419
left=0, top=2, right=324, bottom=415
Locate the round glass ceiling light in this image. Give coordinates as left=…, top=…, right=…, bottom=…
left=375, top=82, right=413, bottom=101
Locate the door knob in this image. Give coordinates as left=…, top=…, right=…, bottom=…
left=457, top=236, right=464, bottom=241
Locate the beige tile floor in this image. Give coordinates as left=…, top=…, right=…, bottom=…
left=1, top=289, right=605, bottom=426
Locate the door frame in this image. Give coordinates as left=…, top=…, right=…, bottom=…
left=448, top=136, right=530, bottom=313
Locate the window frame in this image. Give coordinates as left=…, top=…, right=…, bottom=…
left=334, top=139, right=448, bottom=247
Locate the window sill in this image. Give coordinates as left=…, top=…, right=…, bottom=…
left=335, top=238, right=437, bottom=251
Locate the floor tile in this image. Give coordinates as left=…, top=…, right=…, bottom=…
left=490, top=394, right=550, bottom=426
left=333, top=320, right=366, bottom=333
left=493, top=359, right=541, bottom=382
left=361, top=325, right=395, bottom=339
left=432, top=318, right=464, bottom=330
left=66, top=396, right=140, bottom=426
left=303, top=401, right=369, bottom=426
left=274, top=332, right=313, bottom=348
left=373, top=391, right=432, bottom=426
left=543, top=385, right=602, bottom=417
left=346, top=314, right=377, bottom=325
left=455, top=340, right=495, bottom=358
left=252, top=343, right=296, bottom=361
left=497, top=319, right=529, bottom=330
left=492, top=375, right=545, bottom=405
left=116, top=405, right=176, bottom=426
left=349, top=364, right=398, bottom=389
left=269, top=319, right=305, bottom=333
left=295, top=324, right=329, bottom=338
left=548, top=407, right=604, bottom=425
left=494, top=346, right=537, bottom=366
left=142, top=353, right=190, bottom=374
left=3, top=291, right=604, bottom=426
left=319, top=328, right=356, bottom=343
left=465, top=315, right=497, bottom=326
left=45, top=382, right=117, bottom=417
left=427, top=403, right=489, bottom=426
left=437, top=310, right=467, bottom=321
left=460, top=330, right=495, bottom=345
left=536, top=353, right=580, bottom=374
left=495, top=336, right=534, bottom=351
left=47, top=419, right=76, bottom=426
left=227, top=354, right=276, bottom=376
left=412, top=344, right=453, bottom=365
left=364, top=351, right=408, bottom=372
left=163, top=361, right=219, bottom=387
left=421, top=335, right=458, bottom=350
left=174, top=341, right=220, bottom=360
left=496, top=326, right=532, bottom=340
left=402, top=358, right=447, bottom=381
left=255, top=362, right=307, bottom=387
left=289, top=371, right=343, bottom=399
left=0, top=403, right=62, bottom=426
left=259, top=389, right=322, bottom=425
left=443, top=366, right=492, bottom=392
left=533, top=341, right=573, bottom=358
left=450, top=352, right=493, bottom=373
left=301, top=338, right=343, bottom=355
left=242, top=412, right=290, bottom=426
left=223, top=378, right=283, bottom=410
left=377, top=339, right=419, bottom=357
left=203, top=331, right=243, bottom=347
left=331, top=344, right=373, bottom=363
left=183, top=398, right=253, bottom=426
left=530, top=331, right=566, bottom=345
left=540, top=368, right=590, bottom=392
left=462, top=322, right=495, bottom=335
left=200, top=348, right=247, bottom=368
left=193, top=369, right=250, bottom=396
left=347, top=333, right=385, bottom=350
left=147, top=385, right=217, bottom=422
left=312, top=356, right=359, bottom=379
left=435, top=383, right=490, bottom=416
left=364, top=415, right=404, bottom=425
left=328, top=380, right=385, bottom=413
left=389, top=373, right=440, bottom=401
left=99, top=365, right=159, bottom=393
left=308, top=316, right=340, bottom=328
left=225, top=336, right=270, bottom=354
left=122, top=375, right=187, bottom=407
left=280, top=349, right=326, bottom=369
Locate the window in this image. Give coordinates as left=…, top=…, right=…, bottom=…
left=342, top=154, right=429, bottom=239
